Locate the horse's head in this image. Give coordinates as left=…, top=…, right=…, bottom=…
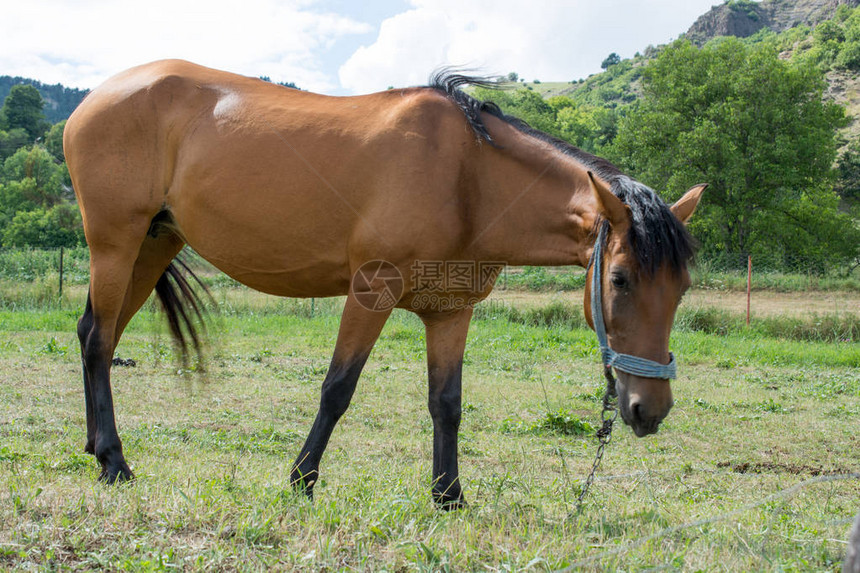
left=584, top=173, right=706, bottom=437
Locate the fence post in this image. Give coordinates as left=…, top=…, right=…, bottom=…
left=59, top=246, right=64, bottom=298
left=746, top=254, right=751, bottom=326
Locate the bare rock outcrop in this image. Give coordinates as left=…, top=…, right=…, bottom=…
left=686, top=0, right=860, bottom=45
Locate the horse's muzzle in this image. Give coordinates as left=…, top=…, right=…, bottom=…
left=615, top=374, right=674, bottom=437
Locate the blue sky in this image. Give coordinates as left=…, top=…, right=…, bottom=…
left=1, top=0, right=720, bottom=94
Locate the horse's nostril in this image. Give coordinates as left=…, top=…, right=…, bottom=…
left=631, top=402, right=642, bottom=424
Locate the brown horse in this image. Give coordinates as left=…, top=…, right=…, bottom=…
left=64, top=60, right=705, bottom=507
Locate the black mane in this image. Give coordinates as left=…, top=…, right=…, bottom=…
left=428, top=70, right=696, bottom=276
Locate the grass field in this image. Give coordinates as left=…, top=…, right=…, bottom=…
left=0, top=283, right=858, bottom=571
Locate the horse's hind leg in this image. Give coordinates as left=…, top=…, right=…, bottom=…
left=77, top=295, right=97, bottom=454
left=78, top=226, right=183, bottom=482
left=290, top=295, right=392, bottom=498
left=78, top=244, right=140, bottom=482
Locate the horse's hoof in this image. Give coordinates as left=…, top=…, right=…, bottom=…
left=99, top=463, right=134, bottom=484
left=433, top=489, right=467, bottom=511
left=293, top=484, right=314, bottom=501
left=439, top=498, right=467, bottom=511
left=289, top=470, right=316, bottom=500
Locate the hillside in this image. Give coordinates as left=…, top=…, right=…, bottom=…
left=0, top=77, right=88, bottom=123
left=563, top=1, right=860, bottom=109
left=691, top=2, right=860, bottom=148
left=687, top=0, right=860, bottom=45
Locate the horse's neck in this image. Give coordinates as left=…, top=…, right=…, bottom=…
left=468, top=133, right=598, bottom=268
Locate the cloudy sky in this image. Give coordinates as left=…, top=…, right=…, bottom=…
left=2, top=0, right=719, bottom=95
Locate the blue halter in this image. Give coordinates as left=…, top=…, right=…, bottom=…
left=589, top=224, right=677, bottom=380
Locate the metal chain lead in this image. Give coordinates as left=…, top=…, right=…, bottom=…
left=574, top=366, right=618, bottom=512
left=574, top=221, right=674, bottom=513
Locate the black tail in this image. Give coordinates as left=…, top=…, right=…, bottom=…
left=153, top=252, right=211, bottom=367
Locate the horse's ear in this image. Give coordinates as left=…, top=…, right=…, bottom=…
left=671, top=184, right=707, bottom=225
left=588, top=172, right=629, bottom=227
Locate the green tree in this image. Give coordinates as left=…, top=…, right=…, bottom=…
left=601, top=52, right=621, bottom=69
left=835, top=8, right=860, bottom=69
left=609, top=37, right=858, bottom=266
left=552, top=102, right=618, bottom=152
left=0, top=178, right=41, bottom=228
left=0, top=85, right=49, bottom=141
left=471, top=88, right=618, bottom=154
left=44, top=120, right=66, bottom=162
left=811, top=20, right=846, bottom=67
left=1, top=202, right=84, bottom=248
left=1, top=145, right=67, bottom=203
left=835, top=139, right=860, bottom=205
left=0, top=128, right=29, bottom=161
left=556, top=105, right=598, bottom=148
left=473, top=86, right=558, bottom=134
left=0, top=145, right=79, bottom=247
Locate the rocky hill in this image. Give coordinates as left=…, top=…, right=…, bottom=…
left=686, top=0, right=860, bottom=45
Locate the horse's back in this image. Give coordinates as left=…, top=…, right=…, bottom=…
left=65, top=60, right=478, bottom=297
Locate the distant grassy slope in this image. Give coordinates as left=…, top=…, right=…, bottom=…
left=563, top=56, right=648, bottom=107
left=511, top=56, right=648, bottom=108
left=515, top=81, right=574, bottom=98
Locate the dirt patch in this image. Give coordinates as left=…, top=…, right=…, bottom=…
left=717, top=460, right=854, bottom=476
left=486, top=289, right=860, bottom=318
left=683, top=290, right=860, bottom=318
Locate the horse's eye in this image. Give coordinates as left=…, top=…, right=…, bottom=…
left=611, top=274, right=628, bottom=289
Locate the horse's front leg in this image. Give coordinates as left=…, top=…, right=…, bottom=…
left=421, top=307, right=473, bottom=509
left=290, top=295, right=392, bottom=499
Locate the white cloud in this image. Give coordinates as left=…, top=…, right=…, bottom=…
left=3, top=0, right=722, bottom=94
left=339, top=8, right=451, bottom=91
left=339, top=0, right=718, bottom=94
left=0, top=0, right=371, bottom=91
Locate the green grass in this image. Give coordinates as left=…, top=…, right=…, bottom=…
left=0, top=283, right=858, bottom=570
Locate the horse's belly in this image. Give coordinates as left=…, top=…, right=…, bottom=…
left=197, top=251, right=351, bottom=298
left=170, top=181, right=354, bottom=298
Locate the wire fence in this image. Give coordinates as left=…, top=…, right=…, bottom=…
left=0, top=246, right=90, bottom=284
left=0, top=246, right=857, bottom=294
left=694, top=251, right=860, bottom=276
